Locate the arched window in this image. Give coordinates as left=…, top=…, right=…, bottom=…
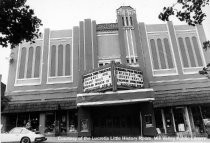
left=157, top=38, right=166, bottom=69
left=65, top=44, right=71, bottom=76
left=192, top=36, right=203, bottom=67
left=34, top=46, right=41, bottom=78
left=148, top=36, right=176, bottom=76
left=26, top=47, right=34, bottom=78
left=48, top=39, right=73, bottom=80
left=150, top=39, right=159, bottom=69
left=122, top=17, right=125, bottom=26
left=130, top=17, right=133, bottom=26
left=164, top=38, right=174, bottom=69
left=50, top=45, right=56, bottom=77
left=16, top=41, right=42, bottom=85
left=19, top=47, right=27, bottom=79
left=185, top=37, right=196, bottom=67
left=178, top=36, right=204, bottom=68
left=126, top=17, right=129, bottom=26
left=57, top=45, right=64, bottom=76
left=178, top=37, right=189, bottom=68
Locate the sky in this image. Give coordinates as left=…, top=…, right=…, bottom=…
left=0, top=0, right=210, bottom=83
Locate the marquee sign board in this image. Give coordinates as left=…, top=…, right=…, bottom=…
left=116, top=67, right=143, bottom=88
left=83, top=67, right=112, bottom=92
left=82, top=62, right=144, bottom=93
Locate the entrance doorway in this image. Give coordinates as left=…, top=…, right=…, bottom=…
left=55, top=110, right=67, bottom=136
left=164, top=108, right=175, bottom=135
left=174, top=107, right=185, bottom=132
left=91, top=104, right=141, bottom=137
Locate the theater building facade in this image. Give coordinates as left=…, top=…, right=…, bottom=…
left=2, top=6, right=210, bottom=137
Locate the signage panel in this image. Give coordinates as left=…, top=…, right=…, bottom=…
left=82, top=62, right=144, bottom=93
left=116, top=67, right=143, bottom=88
left=83, top=68, right=112, bottom=92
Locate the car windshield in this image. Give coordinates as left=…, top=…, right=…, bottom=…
left=21, top=128, right=30, bottom=134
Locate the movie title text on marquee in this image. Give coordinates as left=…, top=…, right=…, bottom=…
left=83, top=68, right=112, bottom=92
left=116, top=67, right=143, bottom=88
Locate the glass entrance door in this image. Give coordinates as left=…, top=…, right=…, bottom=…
left=164, top=108, right=175, bottom=135
left=92, top=104, right=141, bottom=137
left=55, top=110, right=67, bottom=136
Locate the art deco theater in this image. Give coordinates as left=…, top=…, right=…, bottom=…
left=2, top=6, right=210, bottom=137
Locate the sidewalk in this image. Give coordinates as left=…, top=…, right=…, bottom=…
left=45, top=136, right=210, bottom=143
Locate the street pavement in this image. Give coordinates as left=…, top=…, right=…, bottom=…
left=45, top=136, right=210, bottom=143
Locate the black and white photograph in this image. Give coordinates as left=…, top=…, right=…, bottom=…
left=1, top=0, right=210, bottom=142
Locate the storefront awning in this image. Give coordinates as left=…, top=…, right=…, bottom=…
left=77, top=88, right=155, bottom=106
left=2, top=100, right=76, bottom=113
left=154, top=90, right=210, bottom=107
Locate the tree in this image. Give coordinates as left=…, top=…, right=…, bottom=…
left=0, top=0, right=42, bottom=48
left=159, top=0, right=210, bottom=77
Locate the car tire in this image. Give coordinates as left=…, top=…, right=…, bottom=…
left=20, top=137, right=31, bottom=143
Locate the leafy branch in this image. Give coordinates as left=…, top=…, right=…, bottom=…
left=0, top=0, right=42, bottom=48
left=159, top=0, right=210, bottom=77
left=159, top=0, right=209, bottom=26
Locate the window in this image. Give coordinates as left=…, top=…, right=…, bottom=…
left=98, top=59, right=121, bottom=67
left=122, top=17, right=125, bottom=26
left=130, top=17, right=133, bottom=26
left=48, top=38, right=73, bottom=83
left=177, top=35, right=204, bottom=74
left=145, top=114, right=153, bottom=128
left=69, top=110, right=78, bottom=132
left=80, top=119, right=88, bottom=132
left=126, top=17, right=129, bottom=26
left=16, top=41, right=42, bottom=85
left=148, top=35, right=176, bottom=76
left=45, top=112, right=55, bottom=134
left=126, top=57, right=139, bottom=67
left=10, top=128, right=22, bottom=134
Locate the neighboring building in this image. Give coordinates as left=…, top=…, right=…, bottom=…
left=2, top=6, right=210, bottom=137
left=1, top=74, right=7, bottom=131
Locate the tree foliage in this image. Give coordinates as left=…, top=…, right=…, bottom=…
left=0, top=0, right=42, bottom=48
left=159, top=0, right=210, bottom=77
left=159, top=0, right=209, bottom=26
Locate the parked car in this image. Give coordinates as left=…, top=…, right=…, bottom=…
left=0, top=127, right=47, bottom=143
left=206, top=121, right=210, bottom=138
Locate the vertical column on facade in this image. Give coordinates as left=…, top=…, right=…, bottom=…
left=124, top=10, right=132, bottom=63
left=39, top=113, right=45, bottom=134
left=16, top=113, right=18, bottom=127
left=91, top=20, right=98, bottom=69
left=117, top=14, right=127, bottom=64
left=170, top=108, right=177, bottom=133
left=84, top=19, right=94, bottom=71
left=73, top=26, right=80, bottom=85
left=166, top=21, right=183, bottom=76
left=79, top=19, right=96, bottom=71
left=184, top=107, right=192, bottom=136
left=161, top=109, right=167, bottom=134
left=196, top=24, right=209, bottom=64
left=188, top=107, right=195, bottom=130
left=41, top=28, right=50, bottom=84
left=66, top=111, right=69, bottom=134
left=199, top=106, right=207, bottom=133
left=79, top=21, right=85, bottom=73
left=138, top=22, right=151, bottom=88
left=78, top=21, right=85, bottom=93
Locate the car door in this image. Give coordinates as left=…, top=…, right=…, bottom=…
left=9, top=128, right=23, bottom=142
left=1, top=133, right=14, bottom=142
